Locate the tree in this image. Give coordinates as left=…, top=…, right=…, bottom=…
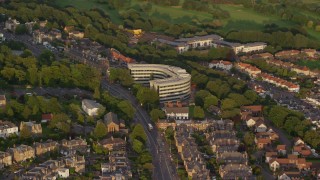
left=117, top=100, right=135, bottom=120
left=22, top=107, right=31, bottom=119
left=221, top=98, right=238, bottom=110
left=93, top=87, right=101, bottom=99
left=132, top=139, right=144, bottom=154
left=244, top=132, right=255, bottom=147
left=195, top=90, right=211, bottom=106
left=193, top=106, right=205, bottom=119
left=150, top=109, right=165, bottom=122
left=267, top=106, right=289, bottom=127
left=93, top=121, right=107, bottom=139
left=130, top=124, right=147, bottom=143
left=20, top=123, right=32, bottom=139
left=203, top=95, right=218, bottom=109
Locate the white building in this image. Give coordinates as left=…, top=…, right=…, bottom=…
left=0, top=120, right=18, bottom=138
left=209, top=60, right=233, bottom=71
left=156, top=34, right=223, bottom=53
left=5, top=18, right=20, bottom=32
left=58, top=168, right=70, bottom=178
left=164, top=106, right=189, bottom=120
left=82, top=99, right=102, bottom=116
left=216, top=41, right=267, bottom=54
left=128, top=64, right=191, bottom=102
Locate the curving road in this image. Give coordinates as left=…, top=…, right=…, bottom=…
left=101, top=80, right=178, bottom=180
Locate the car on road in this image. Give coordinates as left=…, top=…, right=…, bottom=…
left=148, top=123, right=153, bottom=131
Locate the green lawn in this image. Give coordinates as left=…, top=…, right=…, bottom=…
left=296, top=60, right=320, bottom=70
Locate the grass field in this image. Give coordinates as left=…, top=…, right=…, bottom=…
left=54, top=0, right=319, bottom=39
left=296, top=60, right=320, bottom=70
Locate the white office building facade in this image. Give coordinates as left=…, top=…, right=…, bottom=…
left=128, top=64, right=191, bottom=102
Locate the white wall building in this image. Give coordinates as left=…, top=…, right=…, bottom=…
left=209, top=60, right=233, bottom=71
left=164, top=106, right=189, bottom=120
left=128, top=64, right=191, bottom=102
left=82, top=99, right=102, bottom=116
left=58, top=168, right=70, bottom=178
left=0, top=121, right=18, bottom=138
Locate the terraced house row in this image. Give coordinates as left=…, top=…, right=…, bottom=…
left=205, top=120, right=253, bottom=180
left=236, top=62, right=300, bottom=92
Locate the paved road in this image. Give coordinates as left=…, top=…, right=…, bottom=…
left=101, top=80, right=178, bottom=180
left=0, top=28, right=46, bottom=57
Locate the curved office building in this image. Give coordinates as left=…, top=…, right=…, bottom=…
left=127, top=64, right=191, bottom=102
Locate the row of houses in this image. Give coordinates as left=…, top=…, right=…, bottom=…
left=100, top=137, right=132, bottom=179
left=266, top=59, right=320, bottom=78
left=275, top=49, right=318, bottom=59
left=236, top=62, right=300, bottom=92
left=155, top=34, right=266, bottom=54
left=205, top=120, right=253, bottom=180
left=243, top=49, right=318, bottom=60
left=0, top=120, right=42, bottom=138
left=260, top=73, right=300, bottom=92
left=174, top=124, right=210, bottom=179
left=0, top=138, right=87, bottom=166
left=22, top=156, right=84, bottom=179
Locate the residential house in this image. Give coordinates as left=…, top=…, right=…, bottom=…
left=82, top=99, right=102, bottom=116
left=34, top=140, right=59, bottom=156
left=22, top=160, right=64, bottom=180
left=63, top=26, right=74, bottom=33
left=291, top=66, right=310, bottom=76
left=0, top=151, right=12, bottom=168
left=277, top=145, right=287, bottom=155
left=69, top=31, right=85, bottom=39
left=301, top=49, right=317, bottom=58
left=255, top=131, right=279, bottom=141
left=209, top=60, right=233, bottom=71
left=5, top=18, right=20, bottom=32
left=219, top=164, right=252, bottom=180
left=41, top=113, right=53, bottom=123
left=294, top=137, right=305, bottom=146
left=265, top=152, right=278, bottom=163
left=255, top=138, right=271, bottom=149
left=209, top=138, right=240, bottom=153
left=236, top=62, right=261, bottom=77
left=64, top=155, right=85, bottom=173
left=216, top=152, right=248, bottom=165
left=104, top=112, right=126, bottom=133
left=58, top=168, right=69, bottom=178
left=241, top=105, right=263, bottom=117
left=275, top=50, right=300, bottom=58
left=269, top=155, right=312, bottom=172
left=101, top=150, right=132, bottom=179
left=98, top=137, right=126, bottom=151
left=208, top=119, right=234, bottom=131
left=252, top=52, right=274, bottom=60
left=164, top=102, right=189, bottom=120
left=0, top=95, right=6, bottom=107
left=278, top=171, right=302, bottom=180
left=60, top=138, right=88, bottom=156
left=244, top=116, right=264, bottom=128
left=293, top=144, right=312, bottom=157
left=0, top=120, right=18, bottom=138
left=254, top=121, right=267, bottom=133
left=156, top=119, right=177, bottom=130
left=109, top=48, right=135, bottom=64
left=8, top=145, right=35, bottom=162
left=20, top=121, right=42, bottom=136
